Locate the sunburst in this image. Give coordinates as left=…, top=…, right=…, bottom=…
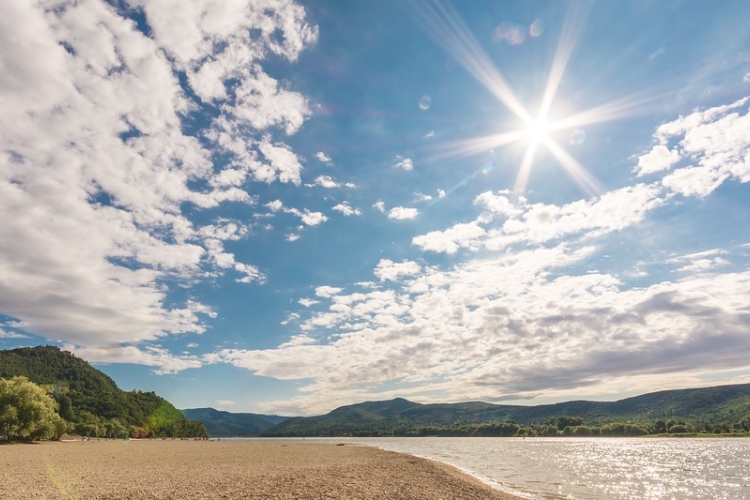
left=412, top=0, right=663, bottom=197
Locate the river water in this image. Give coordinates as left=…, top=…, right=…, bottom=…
left=326, top=437, right=750, bottom=499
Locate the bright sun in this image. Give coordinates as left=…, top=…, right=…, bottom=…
left=523, top=116, right=553, bottom=145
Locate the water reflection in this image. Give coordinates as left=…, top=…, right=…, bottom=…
left=342, top=437, right=750, bottom=500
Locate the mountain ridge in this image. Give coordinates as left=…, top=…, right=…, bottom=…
left=258, top=383, right=750, bottom=437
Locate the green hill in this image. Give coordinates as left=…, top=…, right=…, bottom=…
left=180, top=407, right=286, bottom=436
left=263, top=384, right=750, bottom=437
left=0, top=346, right=207, bottom=438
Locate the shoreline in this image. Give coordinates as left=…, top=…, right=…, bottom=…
left=0, top=440, right=530, bottom=499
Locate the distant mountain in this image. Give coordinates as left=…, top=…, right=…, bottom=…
left=0, top=346, right=207, bottom=438
left=262, top=384, right=750, bottom=437
left=180, top=407, right=287, bottom=436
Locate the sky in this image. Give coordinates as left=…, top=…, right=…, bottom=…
left=1, top=0, right=750, bottom=416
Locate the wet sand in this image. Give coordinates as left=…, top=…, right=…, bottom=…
left=0, top=440, right=526, bottom=499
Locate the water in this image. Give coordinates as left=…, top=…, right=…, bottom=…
left=326, top=437, right=750, bottom=500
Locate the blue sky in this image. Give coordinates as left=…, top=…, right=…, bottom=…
left=2, top=0, right=750, bottom=415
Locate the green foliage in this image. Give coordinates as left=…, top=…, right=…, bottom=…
left=263, top=384, right=750, bottom=438
left=0, top=346, right=207, bottom=439
left=0, top=376, right=67, bottom=441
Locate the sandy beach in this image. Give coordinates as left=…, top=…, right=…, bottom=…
left=0, top=440, right=526, bottom=499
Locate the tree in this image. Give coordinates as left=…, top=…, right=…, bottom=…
left=0, top=376, right=67, bottom=441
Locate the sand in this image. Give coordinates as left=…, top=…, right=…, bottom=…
left=0, top=440, right=527, bottom=499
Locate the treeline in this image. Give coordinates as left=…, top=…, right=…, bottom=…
left=0, top=346, right=207, bottom=440
left=268, top=414, right=750, bottom=438
left=400, top=415, right=750, bottom=437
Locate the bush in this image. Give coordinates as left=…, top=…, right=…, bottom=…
left=0, top=376, right=67, bottom=441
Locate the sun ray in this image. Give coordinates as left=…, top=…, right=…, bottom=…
left=410, top=0, right=532, bottom=123
left=545, top=139, right=603, bottom=196
left=538, top=1, right=591, bottom=121
left=552, top=89, right=671, bottom=131
left=427, top=130, right=528, bottom=162
left=411, top=0, right=635, bottom=197
left=513, top=142, right=540, bottom=194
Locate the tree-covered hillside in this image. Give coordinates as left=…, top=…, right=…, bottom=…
left=263, top=384, right=750, bottom=437
left=181, top=407, right=287, bottom=436
left=0, top=346, right=207, bottom=438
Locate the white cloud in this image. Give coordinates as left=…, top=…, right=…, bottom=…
left=413, top=184, right=664, bottom=255
left=373, top=200, right=386, bottom=213
left=186, top=343, right=199, bottom=348
left=744, top=72, right=750, bottom=83
left=394, top=156, right=414, bottom=171
left=286, top=233, right=301, bottom=242
left=266, top=200, right=284, bottom=212
left=654, top=96, right=750, bottom=198
left=438, top=189, right=446, bottom=198
left=209, top=241, right=750, bottom=414
left=0, top=0, right=315, bottom=355
left=315, top=286, right=342, bottom=298
left=668, top=249, right=730, bottom=273
left=265, top=201, right=328, bottom=226
left=332, top=202, right=362, bottom=216
left=388, top=207, right=419, bottom=220
left=315, top=151, right=333, bottom=164
left=257, top=139, right=304, bottom=185
left=299, top=210, right=328, bottom=226
left=413, top=222, right=486, bottom=254
left=313, top=175, right=339, bottom=188
left=0, top=328, right=28, bottom=339
left=635, top=145, right=681, bottom=176
left=68, top=345, right=202, bottom=375
left=216, top=399, right=237, bottom=408
left=414, top=192, right=433, bottom=202
left=374, top=259, right=422, bottom=282
left=298, top=298, right=320, bottom=307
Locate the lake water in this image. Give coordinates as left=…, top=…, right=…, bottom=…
left=318, top=437, right=750, bottom=499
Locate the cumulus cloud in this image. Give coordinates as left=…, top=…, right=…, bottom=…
left=635, top=145, right=681, bottom=176
left=315, top=286, right=342, bottom=298
left=0, top=0, right=316, bottom=360
left=312, top=175, right=339, bottom=188
left=394, top=156, right=414, bottom=171
left=208, top=239, right=750, bottom=414
left=388, top=207, right=420, bottom=220
left=315, top=152, right=333, bottom=164
left=332, top=202, right=362, bottom=216
left=413, top=222, right=486, bottom=254
left=653, top=96, right=750, bottom=198
left=373, top=200, right=386, bottom=213
left=203, top=93, right=750, bottom=413
left=374, top=259, right=422, bottom=282
left=263, top=200, right=327, bottom=226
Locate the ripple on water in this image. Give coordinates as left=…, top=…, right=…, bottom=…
left=341, top=437, right=750, bottom=500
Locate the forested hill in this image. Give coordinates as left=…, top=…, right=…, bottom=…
left=0, top=345, right=207, bottom=438
left=181, top=407, right=287, bottom=436
left=263, top=384, right=750, bottom=437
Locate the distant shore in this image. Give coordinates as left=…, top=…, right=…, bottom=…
left=0, top=440, right=527, bottom=499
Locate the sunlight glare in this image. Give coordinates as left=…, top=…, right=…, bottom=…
left=523, top=117, right=553, bottom=145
